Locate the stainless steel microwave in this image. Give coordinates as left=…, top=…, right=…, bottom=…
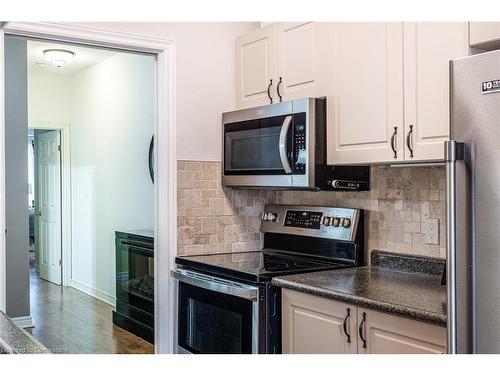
left=222, top=98, right=369, bottom=190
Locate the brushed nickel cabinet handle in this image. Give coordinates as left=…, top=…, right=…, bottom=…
left=342, top=308, right=351, bottom=343
left=267, top=79, right=273, bottom=104
left=358, top=312, right=367, bottom=349
left=406, top=124, right=414, bottom=158
left=277, top=76, right=283, bottom=102
left=390, top=127, right=397, bottom=159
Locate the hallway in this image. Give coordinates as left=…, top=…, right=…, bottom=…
left=27, top=269, right=154, bottom=354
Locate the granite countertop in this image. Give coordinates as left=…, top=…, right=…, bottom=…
left=0, top=311, right=49, bottom=354
left=272, top=251, right=447, bottom=326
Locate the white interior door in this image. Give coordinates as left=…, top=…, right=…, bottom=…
left=37, top=130, right=62, bottom=285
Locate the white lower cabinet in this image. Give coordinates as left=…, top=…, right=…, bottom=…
left=357, top=308, right=446, bottom=354
left=282, top=289, right=357, bottom=354
left=282, top=289, right=446, bottom=354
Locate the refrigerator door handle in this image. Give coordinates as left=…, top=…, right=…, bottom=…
left=445, top=140, right=465, bottom=354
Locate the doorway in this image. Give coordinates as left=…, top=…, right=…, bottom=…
left=0, top=22, right=177, bottom=354
left=3, top=32, right=163, bottom=353
left=29, top=128, right=63, bottom=285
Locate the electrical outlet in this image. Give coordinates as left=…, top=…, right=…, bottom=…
left=424, top=218, right=439, bottom=245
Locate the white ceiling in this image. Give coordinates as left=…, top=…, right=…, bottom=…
left=28, top=40, right=117, bottom=76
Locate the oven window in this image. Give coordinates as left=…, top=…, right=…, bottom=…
left=178, top=282, right=254, bottom=354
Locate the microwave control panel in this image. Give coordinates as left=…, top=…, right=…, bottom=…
left=293, top=113, right=307, bottom=174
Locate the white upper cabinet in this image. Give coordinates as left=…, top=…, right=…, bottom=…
left=235, top=24, right=276, bottom=109
left=403, top=22, right=469, bottom=161
left=326, top=22, right=468, bottom=165
left=235, top=22, right=469, bottom=164
left=235, top=22, right=326, bottom=109
left=275, top=22, right=327, bottom=101
left=469, top=22, right=500, bottom=47
left=326, top=23, right=405, bottom=165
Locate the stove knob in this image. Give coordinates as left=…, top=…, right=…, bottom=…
left=332, top=217, right=341, bottom=227
left=322, top=217, right=331, bottom=226
left=261, top=212, right=268, bottom=221
left=342, top=218, right=351, bottom=228
left=267, top=213, right=277, bottom=222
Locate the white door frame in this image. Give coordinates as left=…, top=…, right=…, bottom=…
left=29, top=122, right=70, bottom=286
left=0, top=22, right=177, bottom=354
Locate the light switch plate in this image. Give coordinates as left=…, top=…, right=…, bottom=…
left=424, top=218, right=439, bottom=245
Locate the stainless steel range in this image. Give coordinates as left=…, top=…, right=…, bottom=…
left=171, top=204, right=364, bottom=354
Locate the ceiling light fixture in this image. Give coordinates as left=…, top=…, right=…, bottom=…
left=43, top=49, right=75, bottom=68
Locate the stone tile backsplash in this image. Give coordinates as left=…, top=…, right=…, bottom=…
left=177, top=161, right=275, bottom=256
left=177, top=161, right=446, bottom=261
left=276, top=166, right=446, bottom=261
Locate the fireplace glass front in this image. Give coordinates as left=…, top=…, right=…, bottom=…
left=113, top=230, right=154, bottom=343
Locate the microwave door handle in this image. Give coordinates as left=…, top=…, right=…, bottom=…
left=279, top=115, right=293, bottom=174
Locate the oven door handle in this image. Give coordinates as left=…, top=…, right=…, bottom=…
left=170, top=270, right=258, bottom=301
left=278, top=115, right=293, bottom=174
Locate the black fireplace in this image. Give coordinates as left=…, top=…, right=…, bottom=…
left=113, top=230, right=154, bottom=343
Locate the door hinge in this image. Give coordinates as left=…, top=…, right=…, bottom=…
left=58, top=144, right=61, bottom=152
left=59, top=259, right=62, bottom=266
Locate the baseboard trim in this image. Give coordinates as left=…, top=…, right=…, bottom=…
left=69, top=279, right=116, bottom=307
left=11, top=315, right=34, bottom=328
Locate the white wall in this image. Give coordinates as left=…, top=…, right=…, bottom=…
left=28, top=74, right=72, bottom=125
left=70, top=22, right=260, bottom=161
left=69, top=53, right=155, bottom=301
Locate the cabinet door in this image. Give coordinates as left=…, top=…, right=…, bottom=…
left=282, top=289, right=357, bottom=354
left=403, top=22, right=469, bottom=161
left=357, top=308, right=446, bottom=354
left=235, top=24, right=276, bottom=109
left=469, top=22, right=500, bottom=47
left=275, top=22, right=327, bottom=101
left=326, top=23, right=405, bottom=165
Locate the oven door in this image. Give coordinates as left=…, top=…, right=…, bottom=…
left=171, top=269, right=260, bottom=354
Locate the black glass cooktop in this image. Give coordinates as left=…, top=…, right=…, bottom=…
left=175, top=250, right=348, bottom=283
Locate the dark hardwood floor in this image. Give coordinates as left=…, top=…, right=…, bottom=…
left=27, top=268, right=154, bottom=354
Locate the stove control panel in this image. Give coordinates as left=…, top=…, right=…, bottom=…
left=261, top=204, right=361, bottom=242
left=284, top=210, right=322, bottom=229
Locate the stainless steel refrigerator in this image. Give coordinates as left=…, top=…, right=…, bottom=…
left=448, top=50, right=500, bottom=353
